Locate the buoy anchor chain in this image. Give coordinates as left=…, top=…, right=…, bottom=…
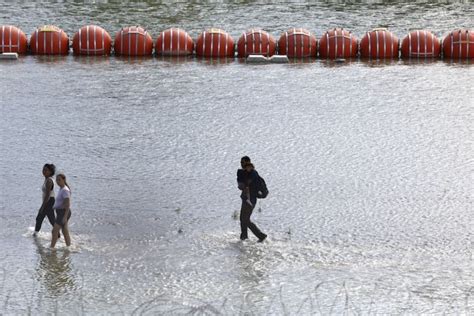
left=247, top=54, right=289, bottom=63
left=0, top=52, right=19, bottom=60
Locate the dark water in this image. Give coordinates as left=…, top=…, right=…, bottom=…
left=0, top=1, right=473, bottom=314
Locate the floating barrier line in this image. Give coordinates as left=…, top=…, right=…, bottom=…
left=1, top=24, right=473, bottom=59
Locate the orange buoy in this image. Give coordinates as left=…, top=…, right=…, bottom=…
left=155, top=28, right=194, bottom=56
left=443, top=29, right=474, bottom=59
left=30, top=25, right=69, bottom=55
left=360, top=28, right=399, bottom=59
left=114, top=26, right=153, bottom=56
left=72, top=25, right=112, bottom=56
left=401, top=30, right=440, bottom=58
left=237, top=29, right=276, bottom=57
left=0, top=25, right=28, bottom=54
left=319, top=28, right=357, bottom=59
left=278, top=28, right=317, bottom=58
left=195, top=28, right=234, bottom=57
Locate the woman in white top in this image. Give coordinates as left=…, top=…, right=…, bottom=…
left=51, top=173, right=72, bottom=248
left=34, top=164, right=56, bottom=235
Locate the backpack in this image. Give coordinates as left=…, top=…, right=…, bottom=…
left=256, top=174, right=269, bottom=199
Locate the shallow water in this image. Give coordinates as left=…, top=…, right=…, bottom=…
left=1, top=1, right=473, bottom=314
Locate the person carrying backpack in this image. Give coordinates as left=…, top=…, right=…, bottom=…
left=237, top=156, right=267, bottom=242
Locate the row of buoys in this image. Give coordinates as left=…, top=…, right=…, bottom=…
left=1, top=25, right=473, bottom=59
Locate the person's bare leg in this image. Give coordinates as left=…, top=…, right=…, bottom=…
left=51, top=224, right=61, bottom=248
left=62, top=224, right=71, bottom=246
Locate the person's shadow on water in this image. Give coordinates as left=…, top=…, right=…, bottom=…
left=33, top=237, right=76, bottom=296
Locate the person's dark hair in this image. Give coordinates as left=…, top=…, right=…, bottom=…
left=43, top=163, right=56, bottom=176
left=240, top=156, right=251, bottom=163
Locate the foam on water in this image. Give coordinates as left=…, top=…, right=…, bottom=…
left=24, top=226, right=92, bottom=252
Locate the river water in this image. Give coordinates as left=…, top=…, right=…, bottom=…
left=0, top=1, right=473, bottom=314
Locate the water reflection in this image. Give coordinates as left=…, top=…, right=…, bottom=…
left=33, top=237, right=76, bottom=297
left=156, top=55, right=194, bottom=65
left=235, top=57, right=317, bottom=66
left=113, top=56, right=155, bottom=65
left=195, top=56, right=235, bottom=66
left=358, top=58, right=401, bottom=67
left=287, top=57, right=317, bottom=64
left=33, top=55, right=69, bottom=64
left=400, top=58, right=441, bottom=66
left=317, top=58, right=358, bottom=68
left=441, top=59, right=473, bottom=66
left=72, top=55, right=112, bottom=66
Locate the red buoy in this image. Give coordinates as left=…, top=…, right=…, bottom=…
left=443, top=29, right=474, bottom=59
left=196, top=28, right=234, bottom=57
left=360, top=29, right=399, bottom=59
left=114, top=26, right=153, bottom=56
left=401, top=30, right=440, bottom=58
left=237, top=29, right=276, bottom=57
left=155, top=28, right=194, bottom=56
left=278, top=28, right=317, bottom=58
left=72, top=25, right=112, bottom=56
left=30, top=25, right=69, bottom=55
left=319, top=28, right=357, bottom=59
left=0, top=25, right=28, bottom=54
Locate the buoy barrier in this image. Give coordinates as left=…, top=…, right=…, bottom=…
left=360, top=28, right=399, bottom=59
left=401, top=30, right=441, bottom=58
left=0, top=25, right=28, bottom=54
left=237, top=29, right=276, bottom=58
left=278, top=28, right=317, bottom=58
left=2, top=25, right=473, bottom=60
left=155, top=28, right=194, bottom=56
left=114, top=26, right=153, bottom=56
left=72, top=25, right=112, bottom=56
left=319, top=28, right=358, bottom=59
left=30, top=25, right=69, bottom=55
left=443, top=29, right=473, bottom=59
left=196, top=28, right=234, bottom=57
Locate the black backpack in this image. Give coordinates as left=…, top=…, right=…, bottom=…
left=256, top=174, right=269, bottom=199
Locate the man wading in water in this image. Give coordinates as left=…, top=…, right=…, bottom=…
left=237, top=156, right=267, bottom=242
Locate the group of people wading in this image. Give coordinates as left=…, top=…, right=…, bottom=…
left=35, top=155, right=266, bottom=247
left=34, top=164, right=72, bottom=248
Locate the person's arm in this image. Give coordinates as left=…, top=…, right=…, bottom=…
left=237, top=169, right=245, bottom=190
left=38, top=178, right=53, bottom=213
left=62, top=197, right=70, bottom=225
